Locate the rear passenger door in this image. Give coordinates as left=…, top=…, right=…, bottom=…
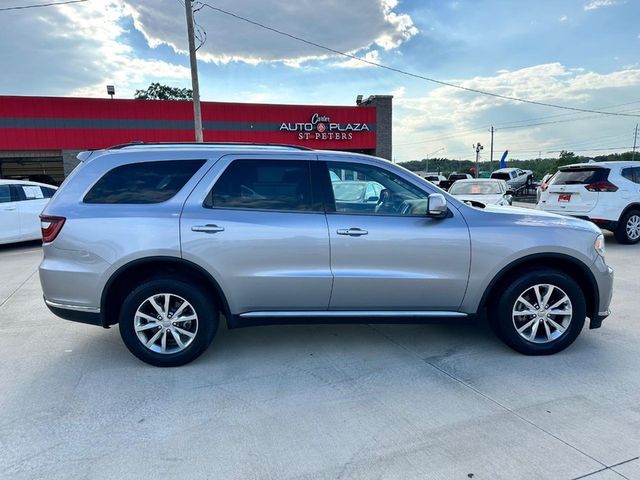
left=0, top=184, right=21, bottom=243
left=181, top=154, right=333, bottom=314
left=15, top=184, right=51, bottom=240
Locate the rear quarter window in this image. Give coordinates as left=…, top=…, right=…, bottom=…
left=84, top=160, right=205, bottom=204
left=552, top=168, right=609, bottom=185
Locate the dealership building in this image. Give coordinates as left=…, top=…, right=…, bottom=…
left=0, top=94, right=392, bottom=184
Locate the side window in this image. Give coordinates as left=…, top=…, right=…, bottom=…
left=0, top=185, right=11, bottom=203
left=622, top=167, right=640, bottom=184
left=327, top=162, right=428, bottom=216
left=84, top=160, right=205, bottom=204
left=205, top=159, right=317, bottom=212
left=20, top=185, right=44, bottom=200
left=42, top=187, right=56, bottom=198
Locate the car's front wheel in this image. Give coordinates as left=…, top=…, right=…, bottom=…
left=614, top=209, right=640, bottom=244
left=119, top=278, right=218, bottom=367
left=491, top=269, right=586, bottom=355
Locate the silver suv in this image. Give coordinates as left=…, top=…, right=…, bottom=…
left=39, top=143, right=614, bottom=366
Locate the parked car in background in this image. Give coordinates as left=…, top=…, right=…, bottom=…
left=0, top=179, right=57, bottom=245
left=491, top=167, right=534, bottom=193
left=537, top=161, right=640, bottom=244
left=331, top=180, right=384, bottom=213
left=39, top=143, right=613, bottom=366
left=424, top=173, right=446, bottom=186
left=438, top=172, right=474, bottom=191
left=448, top=179, right=513, bottom=206
left=537, top=172, right=556, bottom=203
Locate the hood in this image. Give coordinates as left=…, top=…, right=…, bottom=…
left=453, top=194, right=504, bottom=205
left=477, top=204, right=601, bottom=234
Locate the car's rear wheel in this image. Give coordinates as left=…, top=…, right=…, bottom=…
left=491, top=269, right=586, bottom=355
left=119, top=278, right=218, bottom=367
left=614, top=210, right=640, bottom=244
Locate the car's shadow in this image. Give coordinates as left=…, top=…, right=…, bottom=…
left=0, top=239, right=42, bottom=252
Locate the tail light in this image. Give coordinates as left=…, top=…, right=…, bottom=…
left=540, top=182, right=550, bottom=192
left=585, top=181, right=618, bottom=192
left=40, top=215, right=66, bottom=243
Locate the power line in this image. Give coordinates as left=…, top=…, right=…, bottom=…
left=393, top=103, right=640, bottom=147
left=0, top=0, right=88, bottom=11
left=197, top=2, right=640, bottom=118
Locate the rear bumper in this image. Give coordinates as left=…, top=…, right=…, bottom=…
left=44, top=298, right=103, bottom=327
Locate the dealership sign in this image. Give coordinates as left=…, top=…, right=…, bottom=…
left=279, top=113, right=369, bottom=140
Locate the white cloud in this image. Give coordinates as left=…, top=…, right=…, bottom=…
left=559, top=15, right=568, bottom=22
left=0, top=0, right=416, bottom=96
left=584, top=0, right=623, bottom=11
left=127, top=0, right=417, bottom=65
left=0, top=1, right=189, bottom=97
left=393, top=63, right=640, bottom=160
left=334, top=50, right=381, bottom=69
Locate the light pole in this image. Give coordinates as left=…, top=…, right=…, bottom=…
left=473, top=142, right=484, bottom=178
left=425, top=147, right=445, bottom=174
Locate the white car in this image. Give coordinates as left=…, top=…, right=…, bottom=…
left=424, top=173, right=446, bottom=186
left=448, top=178, right=513, bottom=206
left=0, top=179, right=57, bottom=245
left=490, top=167, right=533, bottom=192
left=537, top=161, right=640, bottom=244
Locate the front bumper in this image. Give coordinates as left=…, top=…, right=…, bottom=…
left=589, top=264, right=614, bottom=329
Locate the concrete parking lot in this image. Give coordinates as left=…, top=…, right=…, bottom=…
left=0, top=235, right=638, bottom=480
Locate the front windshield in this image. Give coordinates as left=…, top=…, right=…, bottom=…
left=333, top=183, right=366, bottom=201
left=449, top=181, right=502, bottom=195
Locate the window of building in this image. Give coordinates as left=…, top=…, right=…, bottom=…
left=84, top=160, right=205, bottom=204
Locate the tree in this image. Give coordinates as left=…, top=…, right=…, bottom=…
left=134, top=83, right=193, bottom=100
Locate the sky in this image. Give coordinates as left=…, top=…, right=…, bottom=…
left=0, top=0, right=639, bottom=162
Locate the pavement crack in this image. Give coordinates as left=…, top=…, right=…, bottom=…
left=0, top=270, right=37, bottom=309
left=367, top=325, right=632, bottom=480
left=570, top=457, right=638, bottom=480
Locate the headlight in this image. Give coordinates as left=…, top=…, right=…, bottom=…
left=594, top=234, right=605, bottom=257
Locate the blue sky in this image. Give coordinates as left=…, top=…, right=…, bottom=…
left=0, top=0, right=638, bottom=161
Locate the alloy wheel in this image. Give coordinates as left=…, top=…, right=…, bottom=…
left=512, top=284, right=572, bottom=344
left=626, top=214, right=640, bottom=241
left=134, top=293, right=198, bottom=354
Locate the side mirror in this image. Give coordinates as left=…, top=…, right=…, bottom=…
left=427, top=193, right=448, bottom=218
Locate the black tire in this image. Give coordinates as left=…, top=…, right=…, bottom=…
left=119, top=277, right=218, bottom=367
left=490, top=269, right=586, bottom=355
left=614, top=209, right=640, bottom=244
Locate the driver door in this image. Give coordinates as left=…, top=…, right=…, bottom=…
left=321, top=157, right=471, bottom=311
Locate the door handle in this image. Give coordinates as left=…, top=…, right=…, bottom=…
left=3, top=206, right=17, bottom=211
left=191, top=224, right=225, bottom=234
left=336, top=228, right=368, bottom=236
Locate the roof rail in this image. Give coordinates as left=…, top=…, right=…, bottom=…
left=106, top=142, right=313, bottom=151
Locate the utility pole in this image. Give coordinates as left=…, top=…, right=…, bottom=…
left=473, top=142, right=484, bottom=178
left=489, top=126, right=494, bottom=173
left=633, top=124, right=638, bottom=162
left=184, top=0, right=203, bottom=142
